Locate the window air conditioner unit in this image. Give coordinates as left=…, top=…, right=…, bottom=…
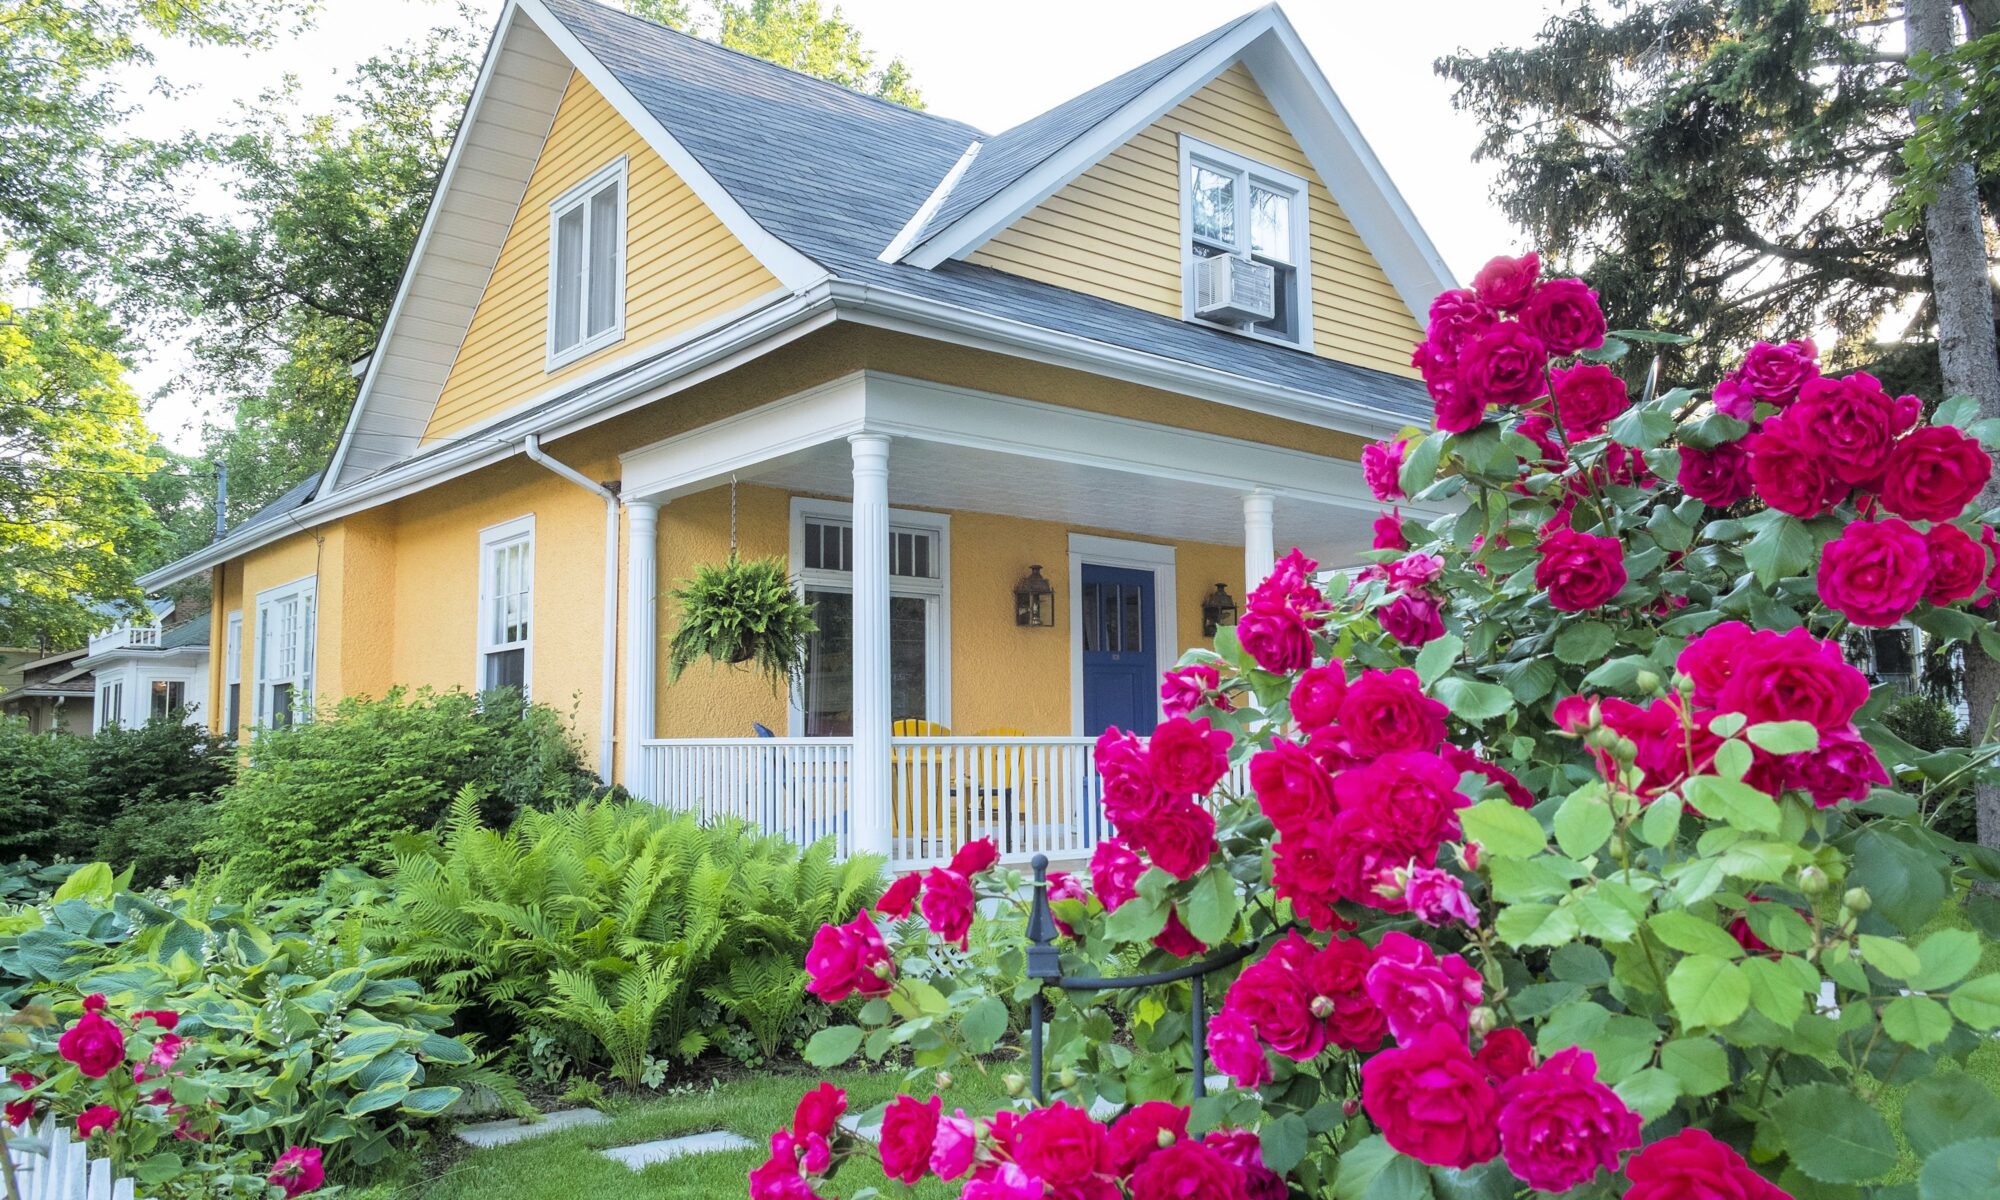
left=1194, top=253, right=1275, bottom=323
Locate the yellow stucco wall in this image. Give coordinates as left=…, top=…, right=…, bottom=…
left=228, top=527, right=333, bottom=735
left=966, top=63, right=1423, bottom=378
left=422, top=74, right=784, bottom=443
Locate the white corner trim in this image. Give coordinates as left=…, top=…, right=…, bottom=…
left=879, top=140, right=982, bottom=263
left=1065, top=533, right=1177, bottom=737
left=903, top=10, right=1276, bottom=269
left=514, top=0, right=828, bottom=294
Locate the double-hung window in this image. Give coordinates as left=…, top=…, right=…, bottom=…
left=1180, top=135, right=1312, bottom=347
left=791, top=500, right=949, bottom=736
left=546, top=158, right=628, bottom=369
left=255, top=577, right=316, bottom=729
left=224, top=610, right=243, bottom=733
left=96, top=680, right=124, bottom=731
left=478, top=516, right=534, bottom=696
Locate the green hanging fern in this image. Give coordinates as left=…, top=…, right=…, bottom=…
left=665, top=555, right=816, bottom=690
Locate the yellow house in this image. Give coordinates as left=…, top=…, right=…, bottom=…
left=141, top=0, right=1455, bottom=868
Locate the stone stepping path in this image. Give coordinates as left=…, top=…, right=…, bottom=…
left=601, top=1130, right=756, bottom=1171
left=457, top=1107, right=609, bottom=1148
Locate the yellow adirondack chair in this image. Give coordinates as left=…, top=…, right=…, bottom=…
left=891, top=719, right=953, bottom=851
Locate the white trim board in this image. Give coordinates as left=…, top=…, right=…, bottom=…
left=1066, top=533, right=1176, bottom=737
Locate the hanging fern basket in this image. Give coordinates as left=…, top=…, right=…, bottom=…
left=665, top=554, right=817, bottom=691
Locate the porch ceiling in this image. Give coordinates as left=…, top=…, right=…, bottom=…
left=735, top=437, right=1375, bottom=566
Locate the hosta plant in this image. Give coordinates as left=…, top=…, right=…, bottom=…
left=763, top=253, right=2000, bottom=1200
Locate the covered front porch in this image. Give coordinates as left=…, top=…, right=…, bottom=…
left=617, top=370, right=1390, bottom=868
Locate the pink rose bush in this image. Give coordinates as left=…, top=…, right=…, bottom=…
left=772, top=253, right=2000, bottom=1200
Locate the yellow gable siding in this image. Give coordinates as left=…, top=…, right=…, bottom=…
left=966, top=63, right=1422, bottom=377
left=424, top=75, right=784, bottom=442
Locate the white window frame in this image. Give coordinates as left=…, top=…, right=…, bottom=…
left=254, top=575, right=317, bottom=730
left=545, top=156, right=630, bottom=371
left=1177, top=134, right=1314, bottom=349
left=96, top=678, right=125, bottom=732
left=477, top=515, right=536, bottom=698
left=224, top=610, right=243, bottom=733
left=788, top=497, right=952, bottom=736
left=148, top=678, right=187, bottom=722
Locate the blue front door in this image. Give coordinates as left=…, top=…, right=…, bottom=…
left=1081, top=564, right=1157, bottom=736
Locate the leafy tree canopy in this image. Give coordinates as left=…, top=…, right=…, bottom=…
left=627, top=0, right=924, bottom=107
left=1437, top=0, right=1971, bottom=388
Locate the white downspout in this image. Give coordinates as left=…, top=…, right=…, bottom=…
left=523, top=434, right=620, bottom=783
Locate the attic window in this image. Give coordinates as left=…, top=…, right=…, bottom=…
left=1179, top=136, right=1312, bottom=348
left=547, top=157, right=628, bottom=370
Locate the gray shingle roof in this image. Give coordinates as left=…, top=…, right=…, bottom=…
left=537, top=0, right=1426, bottom=421
left=232, top=471, right=321, bottom=536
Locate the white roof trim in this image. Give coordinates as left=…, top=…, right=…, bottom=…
left=514, top=0, right=826, bottom=292
left=878, top=140, right=981, bottom=263
left=896, top=4, right=1456, bottom=317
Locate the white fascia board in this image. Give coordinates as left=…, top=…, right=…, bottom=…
left=901, top=10, right=1275, bottom=268
left=1246, top=9, right=1458, bottom=310
left=618, top=373, right=868, bottom=500
left=514, top=0, right=828, bottom=294
left=878, top=140, right=982, bottom=263
left=324, top=0, right=531, bottom=494
left=821, top=279, right=1423, bottom=440
left=138, top=287, right=840, bottom=591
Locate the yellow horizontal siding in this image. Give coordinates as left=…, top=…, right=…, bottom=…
left=425, top=75, right=784, bottom=442
left=966, top=63, right=1422, bottom=378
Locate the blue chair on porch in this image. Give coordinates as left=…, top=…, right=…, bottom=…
left=753, top=722, right=847, bottom=850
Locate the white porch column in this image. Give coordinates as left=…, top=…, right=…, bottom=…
left=1242, top=489, right=1276, bottom=591
left=848, top=433, right=893, bottom=858
left=623, top=498, right=661, bottom=794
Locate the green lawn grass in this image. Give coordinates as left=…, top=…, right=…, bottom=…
left=348, top=1065, right=1011, bottom=1200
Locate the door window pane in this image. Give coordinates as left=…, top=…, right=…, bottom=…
left=1121, top=586, right=1144, bottom=653
left=1081, top=583, right=1102, bottom=652
left=1250, top=185, right=1289, bottom=259
left=803, top=590, right=854, bottom=737
left=890, top=596, right=928, bottom=723
left=1191, top=165, right=1235, bottom=243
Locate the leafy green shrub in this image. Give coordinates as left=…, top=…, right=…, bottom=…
left=1881, top=691, right=1978, bottom=840
left=205, top=687, right=599, bottom=892
left=0, top=862, right=524, bottom=1176
left=386, top=791, right=883, bottom=1085
left=0, top=716, right=84, bottom=859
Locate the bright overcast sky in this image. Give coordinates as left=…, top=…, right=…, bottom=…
left=126, top=0, right=1560, bottom=450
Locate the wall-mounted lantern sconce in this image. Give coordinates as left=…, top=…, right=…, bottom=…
left=1201, top=583, right=1238, bottom=637
left=1014, top=565, right=1055, bottom=627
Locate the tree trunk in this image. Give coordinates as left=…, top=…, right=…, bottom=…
left=1913, top=0, right=2000, bottom=847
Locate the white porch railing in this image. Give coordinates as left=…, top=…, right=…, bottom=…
left=5, top=1116, right=149, bottom=1199
left=636, top=735, right=1252, bottom=870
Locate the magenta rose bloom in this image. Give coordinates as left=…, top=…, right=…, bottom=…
left=1133, top=800, right=1216, bottom=880
left=1336, top=668, right=1447, bottom=757
left=1548, top=362, right=1627, bottom=433
left=948, top=837, right=998, bottom=878
left=804, top=911, right=893, bottom=1002
left=1225, top=932, right=1329, bottom=1061
left=1363, top=439, right=1407, bottom=501
left=1746, top=414, right=1847, bottom=517
left=1535, top=527, right=1626, bottom=612
left=1288, top=664, right=1347, bottom=731
left=1307, top=934, right=1388, bottom=1051
left=1457, top=324, right=1549, bottom=409
left=1735, top=339, right=1819, bottom=402
left=930, top=1108, right=977, bottom=1181
left=1624, top=1129, right=1789, bottom=1200
left=1334, top=750, right=1469, bottom=854
left=1360, top=1024, right=1502, bottom=1169
left=57, top=1010, right=125, bottom=1079
left=921, top=867, right=976, bottom=949
left=1474, top=1028, right=1536, bottom=1083
left=964, top=1164, right=1043, bottom=1200
left=1818, top=518, right=1931, bottom=627
left=1202, top=1130, right=1285, bottom=1200
left=1363, top=930, right=1483, bottom=1045
left=750, top=1141, right=818, bottom=1200
left=879, top=1094, right=941, bottom=1185
left=1014, top=1102, right=1113, bottom=1200
left=1520, top=278, right=1607, bottom=356
left=1676, top=620, right=1755, bottom=707
left=1090, top=838, right=1143, bottom=910
left=1108, top=1101, right=1191, bottom=1175
left=1147, top=717, right=1232, bottom=796
left=1880, top=424, right=1993, bottom=522
left=1925, top=523, right=1986, bottom=605
left=1372, top=510, right=1409, bottom=551
left=1129, top=1140, right=1248, bottom=1200
left=1160, top=665, right=1223, bottom=719
left=4, top=1071, right=37, bottom=1128
left=1495, top=1046, right=1642, bottom=1193
left=1207, top=1008, right=1274, bottom=1088
left=1471, top=252, right=1541, bottom=312
left=1793, top=726, right=1889, bottom=808
left=1426, top=288, right=1498, bottom=360
left=1714, top=628, right=1869, bottom=731
left=1235, top=602, right=1314, bottom=674
left=1378, top=592, right=1444, bottom=647
left=1152, top=907, right=1208, bottom=958
left=792, top=1082, right=847, bottom=1140
left=269, top=1147, right=325, bottom=1198
left=1250, top=738, right=1336, bottom=839
left=1400, top=864, right=1479, bottom=928
left=1678, top=442, right=1753, bottom=508
left=875, top=872, right=921, bottom=919
left=76, top=1105, right=119, bottom=1140
left=1791, top=373, right=1912, bottom=486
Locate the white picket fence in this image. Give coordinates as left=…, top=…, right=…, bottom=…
left=4, top=1117, right=148, bottom=1200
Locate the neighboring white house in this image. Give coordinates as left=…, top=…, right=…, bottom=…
left=74, top=601, right=212, bottom=732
